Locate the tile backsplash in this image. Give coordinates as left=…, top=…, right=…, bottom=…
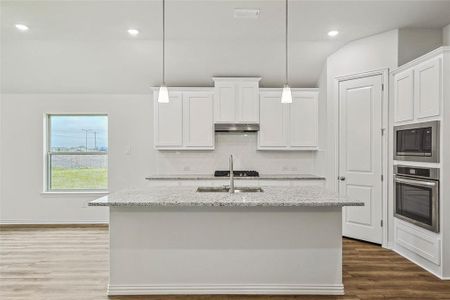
left=154, top=133, right=317, bottom=175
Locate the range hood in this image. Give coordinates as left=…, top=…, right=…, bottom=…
left=215, top=123, right=260, bottom=133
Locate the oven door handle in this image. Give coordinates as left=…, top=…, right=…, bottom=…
left=395, top=177, right=437, bottom=187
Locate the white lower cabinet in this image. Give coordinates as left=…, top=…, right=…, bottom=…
left=154, top=90, right=214, bottom=150
left=258, top=90, right=319, bottom=150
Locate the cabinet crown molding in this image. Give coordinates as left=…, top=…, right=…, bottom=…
left=212, top=77, right=262, bottom=82
left=391, top=46, right=450, bottom=75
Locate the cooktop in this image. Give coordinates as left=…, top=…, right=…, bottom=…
left=214, top=170, right=260, bottom=177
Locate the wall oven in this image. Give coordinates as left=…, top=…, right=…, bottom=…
left=394, top=165, right=439, bottom=232
left=394, top=121, right=440, bottom=163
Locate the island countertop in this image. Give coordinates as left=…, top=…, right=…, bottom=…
left=145, top=174, right=325, bottom=181
left=89, top=185, right=363, bottom=207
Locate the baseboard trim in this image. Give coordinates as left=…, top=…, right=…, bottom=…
left=0, top=219, right=108, bottom=225
left=393, top=247, right=443, bottom=279
left=0, top=223, right=108, bottom=229
left=107, top=284, right=345, bottom=296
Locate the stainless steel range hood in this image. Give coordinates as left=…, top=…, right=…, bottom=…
left=215, top=123, right=260, bottom=132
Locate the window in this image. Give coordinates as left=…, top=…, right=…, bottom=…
left=46, top=115, right=108, bottom=191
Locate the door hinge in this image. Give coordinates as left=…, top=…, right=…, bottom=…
left=381, top=174, right=384, bottom=181
left=380, top=220, right=384, bottom=227
left=381, top=128, right=385, bottom=136
left=381, top=83, right=384, bottom=91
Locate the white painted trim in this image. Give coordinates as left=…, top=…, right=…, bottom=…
left=393, top=248, right=443, bottom=280
left=383, top=242, right=394, bottom=250
left=40, top=191, right=109, bottom=197
left=0, top=220, right=108, bottom=225
left=334, top=68, right=390, bottom=247
left=391, top=46, right=450, bottom=75
left=260, top=88, right=319, bottom=92
left=107, top=284, right=344, bottom=296
left=151, top=87, right=215, bottom=92
left=212, top=77, right=262, bottom=82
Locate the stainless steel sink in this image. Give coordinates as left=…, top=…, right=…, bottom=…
left=197, top=186, right=263, bottom=193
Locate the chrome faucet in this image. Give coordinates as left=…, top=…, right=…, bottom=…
left=229, top=155, right=235, bottom=193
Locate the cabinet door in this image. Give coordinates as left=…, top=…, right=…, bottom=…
left=237, top=82, right=259, bottom=123
left=289, top=92, right=318, bottom=149
left=154, top=91, right=183, bottom=148
left=258, top=92, right=288, bottom=149
left=183, top=92, right=214, bottom=149
left=394, top=70, right=414, bottom=123
left=415, top=58, right=441, bottom=119
left=214, top=82, right=236, bottom=123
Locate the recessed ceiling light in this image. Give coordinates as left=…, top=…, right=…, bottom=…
left=234, top=8, right=260, bottom=19
left=328, top=30, right=339, bottom=37
left=128, top=29, right=139, bottom=36
left=15, top=24, right=29, bottom=31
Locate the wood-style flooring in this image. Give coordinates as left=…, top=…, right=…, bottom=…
left=1, top=226, right=449, bottom=300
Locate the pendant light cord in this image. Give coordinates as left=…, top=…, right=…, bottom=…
left=162, top=0, right=166, bottom=85
left=285, top=0, right=288, bottom=85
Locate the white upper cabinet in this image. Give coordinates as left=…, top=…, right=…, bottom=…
left=394, top=69, right=414, bottom=123
left=290, top=93, right=318, bottom=148
left=183, top=92, right=214, bottom=148
left=154, top=92, right=183, bottom=148
left=258, top=89, right=319, bottom=151
left=213, top=77, right=261, bottom=123
left=393, top=52, right=443, bottom=124
left=415, top=58, right=441, bottom=120
left=154, top=89, right=214, bottom=150
left=258, top=92, right=288, bottom=148
left=214, top=81, right=235, bottom=122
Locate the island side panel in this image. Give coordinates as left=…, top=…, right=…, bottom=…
left=108, top=206, right=343, bottom=295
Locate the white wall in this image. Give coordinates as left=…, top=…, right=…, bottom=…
left=323, top=29, right=398, bottom=191
left=398, top=28, right=443, bottom=66
left=0, top=94, right=154, bottom=224
left=443, top=24, right=450, bottom=46
left=321, top=29, right=398, bottom=245
left=0, top=93, right=317, bottom=224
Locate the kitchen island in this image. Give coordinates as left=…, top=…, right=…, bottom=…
left=90, top=185, right=363, bottom=296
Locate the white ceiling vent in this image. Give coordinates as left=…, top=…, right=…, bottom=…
left=233, top=8, right=260, bottom=19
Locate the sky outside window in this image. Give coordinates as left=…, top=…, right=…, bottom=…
left=50, top=115, right=108, bottom=152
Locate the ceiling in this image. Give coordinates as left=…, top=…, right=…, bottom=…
left=1, top=0, right=450, bottom=93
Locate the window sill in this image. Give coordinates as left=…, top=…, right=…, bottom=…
left=41, top=191, right=109, bottom=197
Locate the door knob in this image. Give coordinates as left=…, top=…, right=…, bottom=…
left=338, top=176, right=346, bottom=181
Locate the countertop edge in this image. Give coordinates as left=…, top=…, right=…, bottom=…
left=88, top=202, right=363, bottom=208
left=145, top=175, right=326, bottom=181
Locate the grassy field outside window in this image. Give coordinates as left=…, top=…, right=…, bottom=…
left=47, top=115, right=108, bottom=191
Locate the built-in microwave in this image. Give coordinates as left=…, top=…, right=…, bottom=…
left=394, top=165, right=439, bottom=232
left=394, top=121, right=440, bottom=163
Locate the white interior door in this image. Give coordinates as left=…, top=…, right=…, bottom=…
left=339, top=75, right=383, bottom=244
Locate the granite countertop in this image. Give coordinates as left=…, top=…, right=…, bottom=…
left=89, top=185, right=363, bottom=208
left=145, top=174, right=325, bottom=180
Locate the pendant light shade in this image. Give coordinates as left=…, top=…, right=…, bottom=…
left=281, top=84, right=292, bottom=104
left=158, top=85, right=169, bottom=103
left=158, top=0, right=169, bottom=103
left=281, top=0, right=292, bottom=103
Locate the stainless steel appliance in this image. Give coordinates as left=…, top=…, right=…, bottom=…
left=215, top=123, right=259, bottom=132
left=214, top=170, right=260, bottom=177
left=394, top=121, right=440, bottom=163
left=394, top=165, right=439, bottom=232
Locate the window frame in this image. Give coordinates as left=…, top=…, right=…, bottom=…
left=45, top=113, right=109, bottom=192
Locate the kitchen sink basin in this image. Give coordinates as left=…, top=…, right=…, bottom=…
left=196, top=186, right=263, bottom=193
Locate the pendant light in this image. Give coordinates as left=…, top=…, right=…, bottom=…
left=158, top=0, right=169, bottom=103
left=281, top=0, right=292, bottom=104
